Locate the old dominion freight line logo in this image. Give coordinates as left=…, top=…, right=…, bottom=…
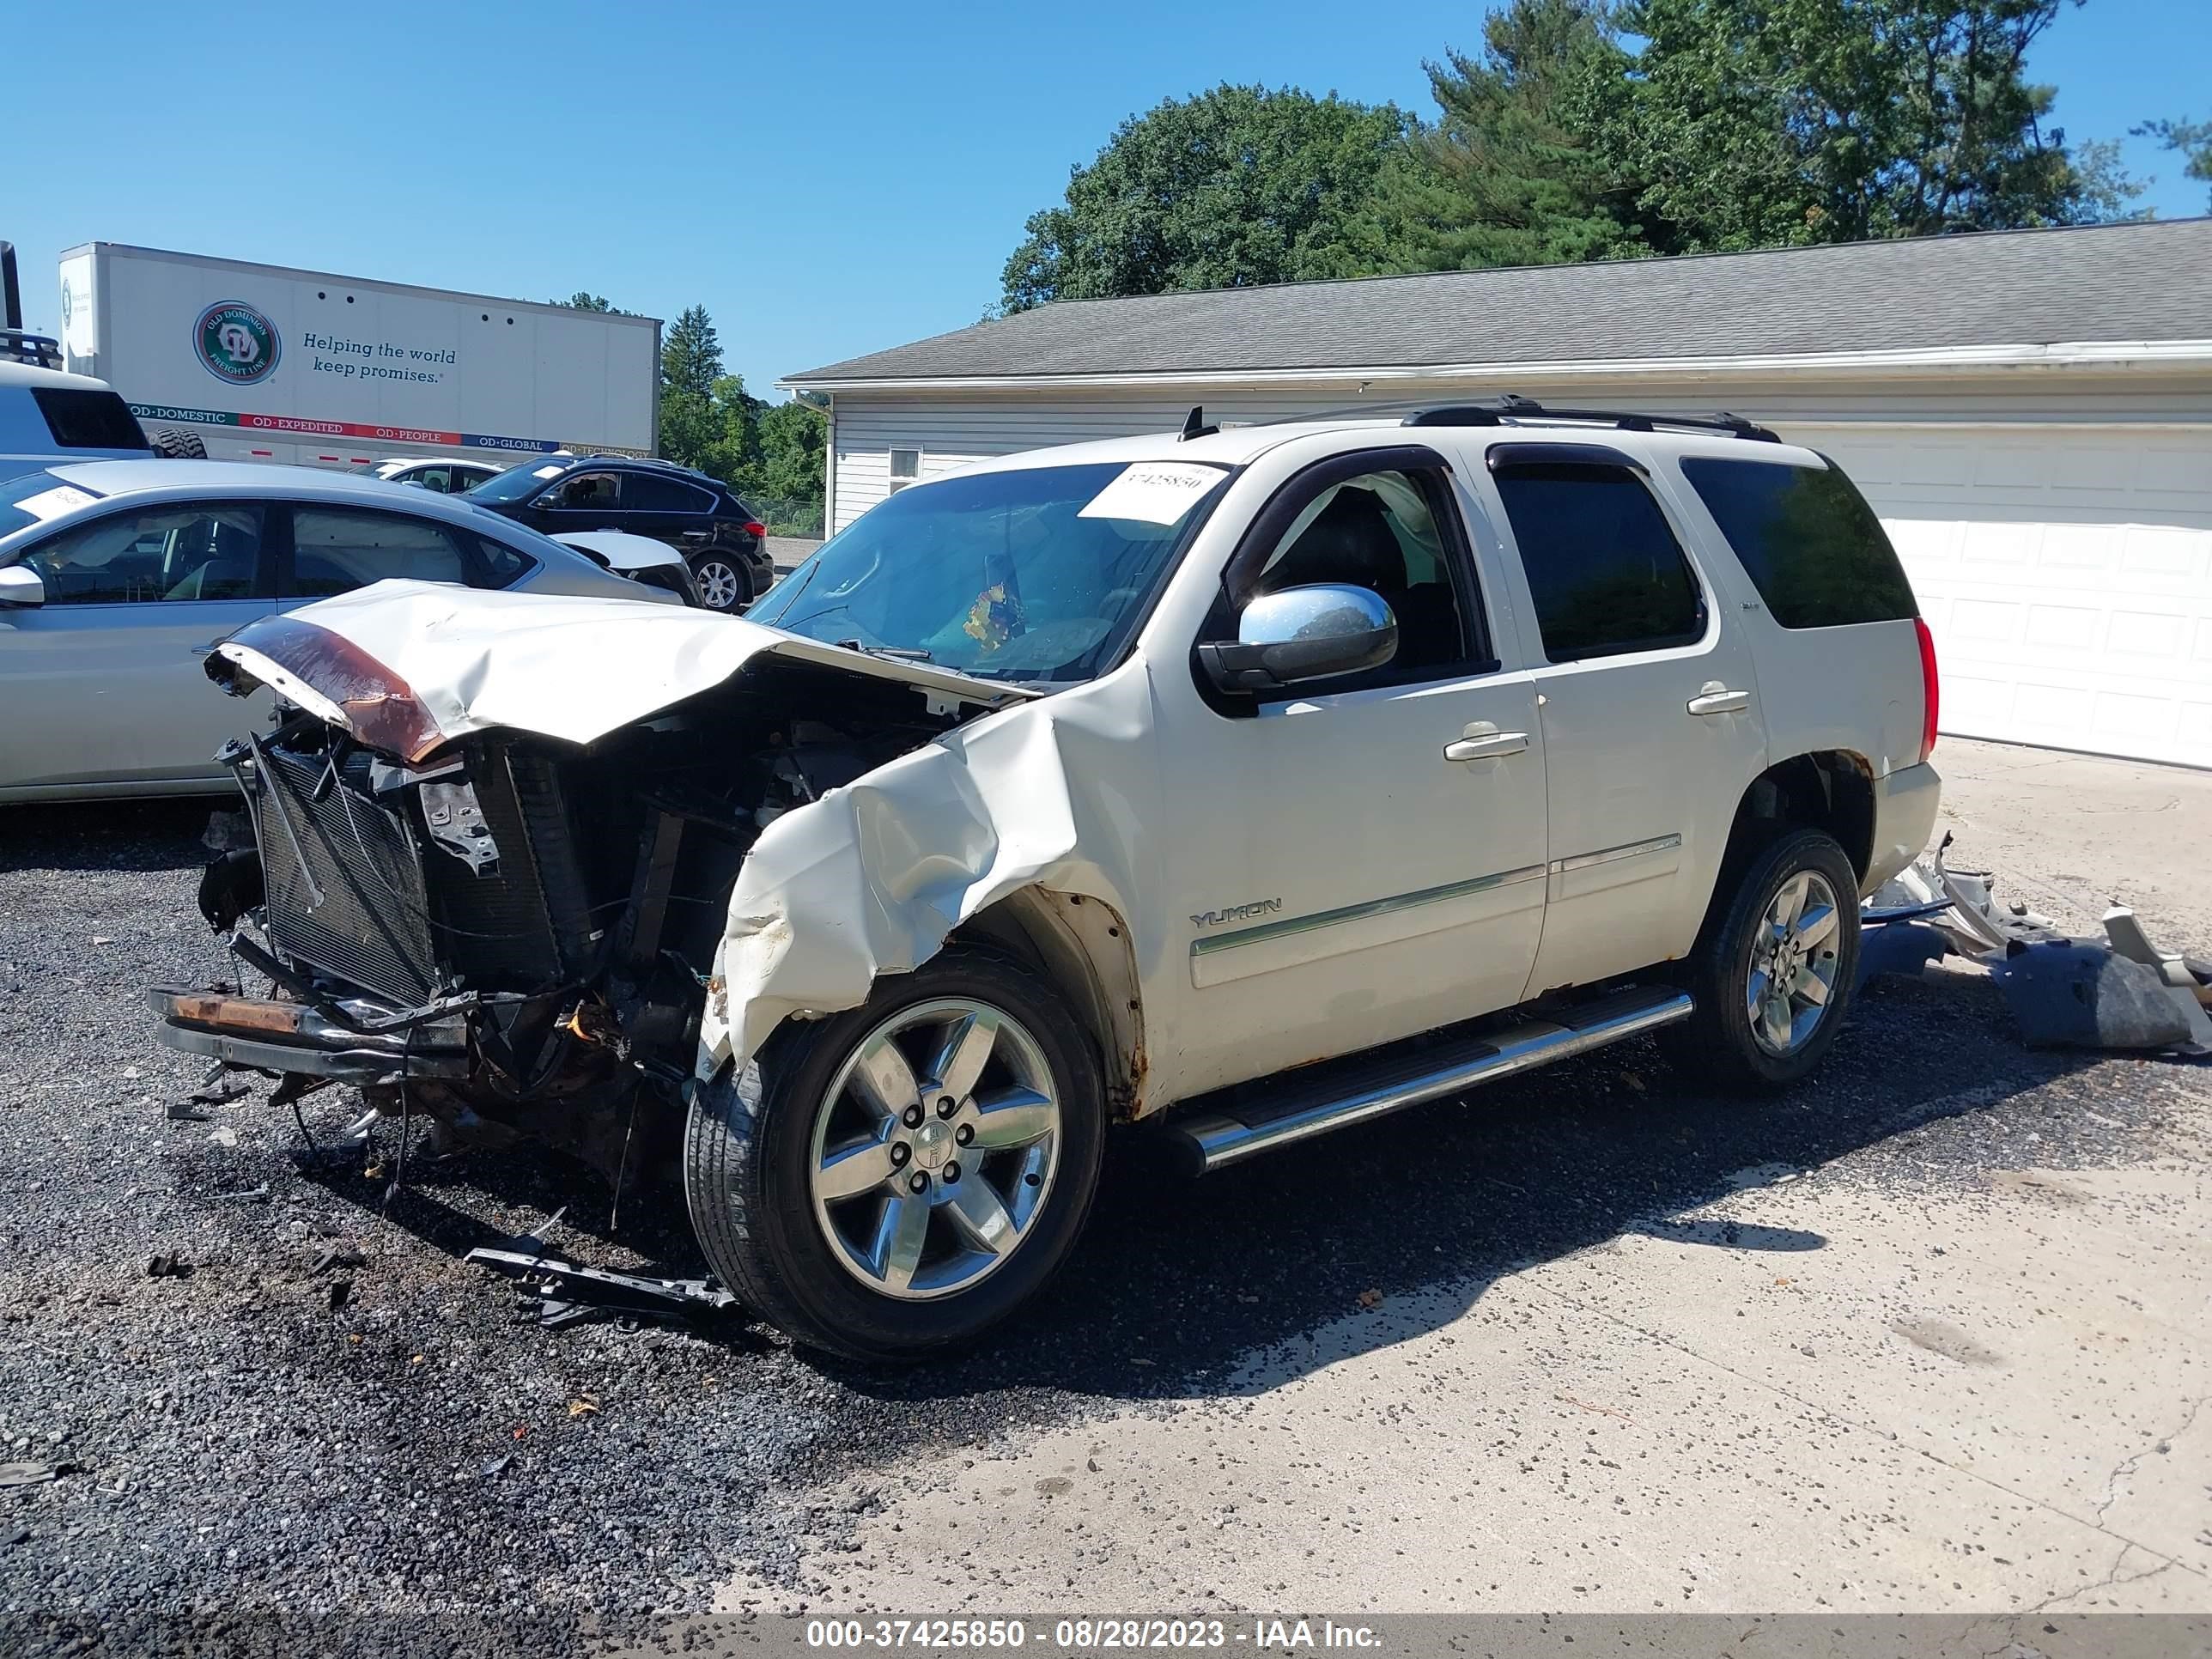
left=193, top=301, right=280, bottom=386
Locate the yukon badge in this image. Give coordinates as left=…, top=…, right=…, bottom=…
left=1191, top=898, right=1283, bottom=929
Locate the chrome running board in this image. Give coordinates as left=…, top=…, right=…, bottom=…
left=1163, top=986, right=1692, bottom=1174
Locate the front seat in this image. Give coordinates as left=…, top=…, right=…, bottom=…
left=165, top=557, right=255, bottom=601
left=1254, top=489, right=1461, bottom=668
left=1255, top=489, right=1405, bottom=599
left=165, top=520, right=259, bottom=601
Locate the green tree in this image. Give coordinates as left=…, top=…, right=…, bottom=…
left=2136, top=114, right=2212, bottom=207
left=1000, top=85, right=1412, bottom=312
left=1616, top=0, right=2131, bottom=250
left=658, top=305, right=740, bottom=473
left=550, top=291, right=620, bottom=312
left=657, top=384, right=722, bottom=474
left=743, top=400, right=828, bottom=506
left=1360, top=0, right=1649, bottom=272
left=662, top=304, right=724, bottom=400
left=547, top=295, right=823, bottom=527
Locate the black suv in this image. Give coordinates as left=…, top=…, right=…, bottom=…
left=465, top=454, right=772, bottom=612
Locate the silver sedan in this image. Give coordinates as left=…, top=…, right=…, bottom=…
left=0, top=459, right=679, bottom=802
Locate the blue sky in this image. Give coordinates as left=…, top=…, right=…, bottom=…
left=4, top=0, right=2204, bottom=398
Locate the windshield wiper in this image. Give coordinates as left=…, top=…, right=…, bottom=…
left=834, top=639, right=933, bottom=662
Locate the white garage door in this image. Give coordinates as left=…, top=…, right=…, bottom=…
left=1782, top=425, right=2212, bottom=769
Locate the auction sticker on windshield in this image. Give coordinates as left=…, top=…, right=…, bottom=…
left=1078, top=462, right=1227, bottom=526
left=12, top=484, right=98, bottom=522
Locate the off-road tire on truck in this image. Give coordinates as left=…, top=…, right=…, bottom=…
left=684, top=948, right=1106, bottom=1362
left=149, top=428, right=208, bottom=459
left=1661, top=827, right=1862, bottom=1092
left=689, top=549, right=753, bottom=613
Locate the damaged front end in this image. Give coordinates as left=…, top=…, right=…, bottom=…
left=149, top=585, right=1024, bottom=1188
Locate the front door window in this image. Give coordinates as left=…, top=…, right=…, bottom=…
left=1235, top=468, right=1480, bottom=681
left=551, top=472, right=623, bottom=512
left=21, top=505, right=265, bottom=604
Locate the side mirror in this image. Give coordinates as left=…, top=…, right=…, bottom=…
left=1197, top=583, right=1397, bottom=693
left=0, top=565, right=46, bottom=608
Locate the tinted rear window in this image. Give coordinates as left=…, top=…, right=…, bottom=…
left=32, top=387, right=149, bottom=451
left=1680, top=456, right=1917, bottom=629
left=1492, top=463, right=1706, bottom=661
left=474, top=535, right=535, bottom=586
left=623, top=473, right=714, bottom=513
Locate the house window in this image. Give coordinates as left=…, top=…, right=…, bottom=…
left=888, top=447, right=921, bottom=493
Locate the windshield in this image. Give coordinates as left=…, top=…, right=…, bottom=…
left=0, top=471, right=106, bottom=542
left=748, top=459, right=1228, bottom=682
left=464, top=460, right=567, bottom=504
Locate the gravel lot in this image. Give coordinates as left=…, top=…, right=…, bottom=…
left=1, top=741, right=2206, bottom=1653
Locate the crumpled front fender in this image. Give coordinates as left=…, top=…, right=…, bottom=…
left=696, top=668, right=1157, bottom=1087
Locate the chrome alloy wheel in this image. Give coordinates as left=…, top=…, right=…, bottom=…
left=694, top=556, right=744, bottom=611
left=1747, top=870, right=1843, bottom=1056
left=808, top=999, right=1062, bottom=1300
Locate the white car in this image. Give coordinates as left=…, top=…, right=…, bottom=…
left=149, top=401, right=1941, bottom=1360
left=368, top=457, right=510, bottom=495
left=551, top=528, right=707, bottom=606
left=0, top=460, right=678, bottom=800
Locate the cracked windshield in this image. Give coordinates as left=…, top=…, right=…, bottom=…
left=748, top=460, right=1227, bottom=681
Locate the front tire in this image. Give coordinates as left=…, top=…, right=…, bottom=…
left=684, top=949, right=1105, bottom=1362
left=1662, top=827, right=1861, bottom=1091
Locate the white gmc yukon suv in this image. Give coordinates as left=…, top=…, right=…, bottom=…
left=149, top=399, right=1941, bottom=1361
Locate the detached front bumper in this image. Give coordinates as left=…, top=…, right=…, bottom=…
left=146, top=988, right=471, bottom=1085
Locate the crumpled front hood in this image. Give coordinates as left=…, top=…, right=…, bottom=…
left=209, top=580, right=1037, bottom=759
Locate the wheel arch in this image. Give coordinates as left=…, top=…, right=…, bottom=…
left=1722, top=750, right=1878, bottom=893
left=947, top=886, right=1150, bottom=1121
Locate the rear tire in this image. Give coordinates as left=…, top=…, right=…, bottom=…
left=689, top=549, right=750, bottom=612
left=1662, top=827, right=1861, bottom=1091
left=149, top=428, right=207, bottom=459
left=684, top=948, right=1105, bottom=1363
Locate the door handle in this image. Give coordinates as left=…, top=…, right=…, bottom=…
left=1444, top=721, right=1528, bottom=763
left=1686, top=681, right=1750, bottom=716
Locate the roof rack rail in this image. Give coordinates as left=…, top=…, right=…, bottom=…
left=1403, top=394, right=1779, bottom=443
left=1, top=328, right=64, bottom=371
left=576, top=452, right=706, bottom=475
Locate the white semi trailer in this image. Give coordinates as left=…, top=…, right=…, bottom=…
left=54, top=243, right=660, bottom=471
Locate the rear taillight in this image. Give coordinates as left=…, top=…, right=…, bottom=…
left=742, top=520, right=767, bottom=539
left=1914, top=617, right=1940, bottom=763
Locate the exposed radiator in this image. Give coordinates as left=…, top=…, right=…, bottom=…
left=423, top=749, right=598, bottom=993
left=248, top=746, right=440, bottom=1006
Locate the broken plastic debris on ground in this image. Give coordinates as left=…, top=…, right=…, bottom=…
left=1858, top=832, right=2212, bottom=1056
